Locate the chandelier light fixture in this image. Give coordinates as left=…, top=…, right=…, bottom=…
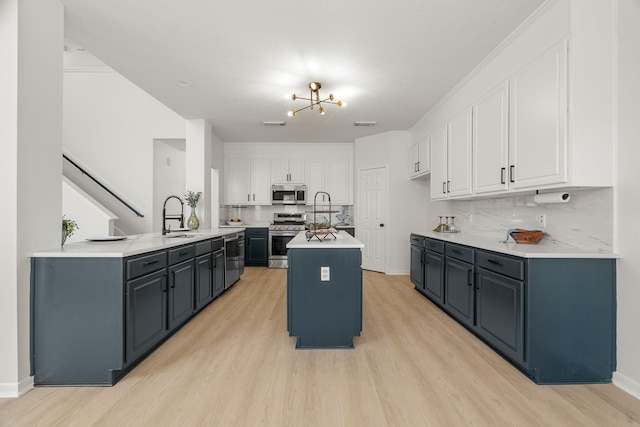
left=287, top=82, right=344, bottom=117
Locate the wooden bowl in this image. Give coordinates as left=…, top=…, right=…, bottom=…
left=510, top=229, right=544, bottom=244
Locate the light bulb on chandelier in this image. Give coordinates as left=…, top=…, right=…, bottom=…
left=286, top=82, right=344, bottom=117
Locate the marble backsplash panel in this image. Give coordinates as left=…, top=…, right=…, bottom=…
left=433, top=188, right=614, bottom=252
left=221, top=204, right=354, bottom=227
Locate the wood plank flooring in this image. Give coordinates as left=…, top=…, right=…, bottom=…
left=1, top=267, right=640, bottom=426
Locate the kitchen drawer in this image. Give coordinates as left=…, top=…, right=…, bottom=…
left=425, top=238, right=444, bottom=253
left=126, top=251, right=167, bottom=280
left=476, top=250, right=525, bottom=280
left=410, top=234, right=425, bottom=247
left=168, top=244, right=196, bottom=265
left=445, top=243, right=474, bottom=263
left=196, top=240, right=212, bottom=256
left=211, top=237, right=224, bottom=251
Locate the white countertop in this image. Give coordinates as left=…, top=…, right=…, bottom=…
left=287, top=230, right=364, bottom=249
left=412, top=230, right=619, bottom=259
left=33, top=228, right=245, bottom=258
left=219, top=223, right=270, bottom=228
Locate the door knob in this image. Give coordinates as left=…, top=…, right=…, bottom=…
left=379, top=223, right=385, bottom=227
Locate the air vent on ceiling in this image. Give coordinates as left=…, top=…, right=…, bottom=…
left=263, top=121, right=286, bottom=126
left=354, top=121, right=377, bottom=127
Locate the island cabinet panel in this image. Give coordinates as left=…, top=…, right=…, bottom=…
left=31, top=257, right=125, bottom=385
left=288, top=248, right=362, bottom=349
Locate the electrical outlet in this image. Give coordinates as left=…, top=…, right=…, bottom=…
left=321, top=266, right=330, bottom=281
left=536, top=214, right=547, bottom=228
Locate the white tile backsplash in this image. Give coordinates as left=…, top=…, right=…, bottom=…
left=433, top=188, right=613, bottom=252
left=221, top=205, right=354, bottom=226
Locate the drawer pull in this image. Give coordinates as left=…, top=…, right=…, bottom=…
left=487, top=259, right=503, bottom=266
left=179, top=250, right=190, bottom=256
left=142, top=259, right=159, bottom=266
left=452, top=249, right=462, bottom=254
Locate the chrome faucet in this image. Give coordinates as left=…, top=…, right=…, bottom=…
left=162, top=195, right=185, bottom=235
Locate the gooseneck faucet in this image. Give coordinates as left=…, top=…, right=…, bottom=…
left=162, top=195, right=185, bottom=235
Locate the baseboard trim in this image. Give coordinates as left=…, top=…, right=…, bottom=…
left=0, top=376, right=34, bottom=398
left=613, top=372, right=640, bottom=400
left=386, top=270, right=408, bottom=276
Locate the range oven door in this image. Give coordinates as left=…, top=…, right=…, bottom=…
left=268, top=230, right=297, bottom=268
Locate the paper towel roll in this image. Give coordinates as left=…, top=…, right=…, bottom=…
left=533, top=192, right=570, bottom=204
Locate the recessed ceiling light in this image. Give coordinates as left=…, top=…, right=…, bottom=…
left=175, top=79, right=192, bottom=88
left=354, top=121, right=377, bottom=127
left=263, top=121, right=285, bottom=126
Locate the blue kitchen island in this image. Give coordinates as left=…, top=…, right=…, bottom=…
left=286, top=231, right=364, bottom=349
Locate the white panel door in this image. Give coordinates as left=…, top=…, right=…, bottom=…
left=358, top=167, right=386, bottom=273
left=509, top=39, right=567, bottom=189
left=447, top=107, right=473, bottom=198
left=429, top=125, right=448, bottom=200
left=473, top=81, right=509, bottom=194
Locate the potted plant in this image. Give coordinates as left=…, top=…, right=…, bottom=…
left=62, top=216, right=78, bottom=246
left=184, top=190, right=202, bottom=230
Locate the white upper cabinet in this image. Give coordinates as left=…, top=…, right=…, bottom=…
left=447, top=107, right=473, bottom=198
left=509, top=39, right=567, bottom=190
left=306, top=158, right=352, bottom=205
left=271, top=158, right=305, bottom=184
left=430, top=108, right=473, bottom=200
left=408, top=137, right=430, bottom=179
left=473, top=81, right=510, bottom=195
left=225, top=158, right=271, bottom=205
left=429, top=125, right=448, bottom=200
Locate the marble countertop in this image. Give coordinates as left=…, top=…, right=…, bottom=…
left=219, top=223, right=270, bottom=228
left=33, top=228, right=245, bottom=258
left=412, top=230, right=619, bottom=259
left=287, top=230, right=364, bottom=249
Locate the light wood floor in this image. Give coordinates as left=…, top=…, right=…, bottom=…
left=2, top=268, right=640, bottom=427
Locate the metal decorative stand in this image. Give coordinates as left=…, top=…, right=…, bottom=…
left=306, top=191, right=338, bottom=242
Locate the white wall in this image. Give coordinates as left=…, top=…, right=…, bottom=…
left=355, top=131, right=429, bottom=274
left=613, top=0, right=640, bottom=400
left=153, top=139, right=186, bottom=233
left=63, top=69, right=186, bottom=234
left=0, top=0, right=63, bottom=398
left=63, top=178, right=117, bottom=243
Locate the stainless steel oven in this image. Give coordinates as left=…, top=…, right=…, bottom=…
left=268, top=212, right=305, bottom=268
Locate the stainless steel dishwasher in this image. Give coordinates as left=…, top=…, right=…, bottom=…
left=224, top=232, right=244, bottom=289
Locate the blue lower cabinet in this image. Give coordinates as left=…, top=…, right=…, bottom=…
left=409, top=237, right=616, bottom=384
left=245, top=227, right=268, bottom=267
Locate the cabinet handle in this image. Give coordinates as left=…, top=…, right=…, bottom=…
left=452, top=249, right=462, bottom=255
left=468, top=269, right=473, bottom=286
left=509, top=165, right=515, bottom=183
left=501, top=167, right=506, bottom=185
left=170, top=271, right=176, bottom=288
left=253, top=194, right=255, bottom=201
left=442, top=182, right=446, bottom=194
left=487, top=259, right=503, bottom=266
left=179, top=250, right=189, bottom=256
left=447, top=181, right=450, bottom=193
left=417, top=161, right=420, bottom=172
left=142, top=259, right=159, bottom=266
left=247, top=194, right=250, bottom=202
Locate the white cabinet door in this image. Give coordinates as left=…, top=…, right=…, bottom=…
left=473, top=82, right=509, bottom=194
left=417, top=137, right=430, bottom=176
left=408, top=143, right=419, bottom=178
left=447, top=107, right=473, bottom=198
left=271, top=158, right=306, bottom=183
left=288, top=158, right=306, bottom=183
left=306, top=159, right=326, bottom=204
left=270, top=159, right=290, bottom=184
left=251, top=158, right=272, bottom=204
left=509, top=40, right=567, bottom=189
left=326, top=159, right=351, bottom=205
left=430, top=125, right=448, bottom=200
left=409, top=138, right=430, bottom=179
left=225, top=158, right=252, bottom=205
left=225, top=158, right=271, bottom=205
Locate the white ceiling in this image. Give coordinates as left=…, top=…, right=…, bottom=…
left=61, top=0, right=545, bottom=143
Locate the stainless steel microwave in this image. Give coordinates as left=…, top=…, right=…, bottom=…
left=271, top=184, right=306, bottom=205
